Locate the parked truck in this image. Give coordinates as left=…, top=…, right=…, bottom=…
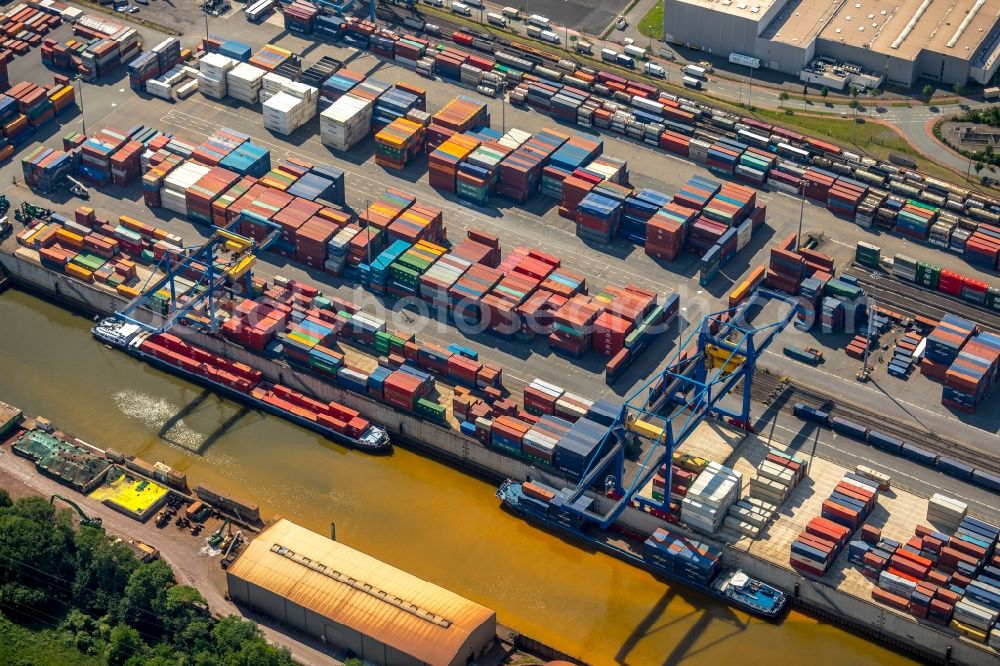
left=783, top=345, right=824, bottom=365
left=683, top=64, right=707, bottom=79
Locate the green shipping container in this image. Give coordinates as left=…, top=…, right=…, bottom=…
left=415, top=397, right=446, bottom=421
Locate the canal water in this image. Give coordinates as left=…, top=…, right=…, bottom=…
left=0, top=289, right=915, bottom=665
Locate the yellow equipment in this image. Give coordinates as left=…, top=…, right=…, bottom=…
left=705, top=344, right=746, bottom=374
left=625, top=413, right=665, bottom=441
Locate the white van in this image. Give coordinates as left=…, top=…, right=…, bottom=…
left=575, top=39, right=593, bottom=54
left=501, top=6, right=520, bottom=19
left=464, top=0, right=483, bottom=7
left=451, top=1, right=471, bottom=15
left=423, top=0, right=444, bottom=6
left=486, top=12, right=507, bottom=27
left=526, top=14, right=550, bottom=28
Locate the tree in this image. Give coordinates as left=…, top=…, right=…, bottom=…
left=975, top=162, right=985, bottom=177
left=212, top=615, right=262, bottom=657
left=120, top=559, right=175, bottom=635
left=164, top=585, right=212, bottom=652
left=72, top=525, right=139, bottom=616
left=923, top=84, right=934, bottom=99
left=779, top=91, right=789, bottom=108
left=848, top=99, right=860, bottom=110
left=850, top=85, right=859, bottom=99
left=0, top=488, right=11, bottom=509
left=820, top=86, right=829, bottom=100
left=953, top=82, right=965, bottom=96
left=106, top=625, right=144, bottom=666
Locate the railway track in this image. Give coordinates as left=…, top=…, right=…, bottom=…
left=744, top=370, right=1000, bottom=475
left=845, top=265, right=1000, bottom=334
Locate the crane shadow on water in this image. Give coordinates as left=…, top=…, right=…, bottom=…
left=158, top=389, right=255, bottom=455
left=616, top=587, right=751, bottom=666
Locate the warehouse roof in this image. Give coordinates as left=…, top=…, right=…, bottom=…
left=761, top=0, right=842, bottom=47
left=227, top=519, right=496, bottom=665
left=673, top=0, right=780, bottom=22
left=761, top=0, right=1000, bottom=61
left=817, top=0, right=1000, bottom=60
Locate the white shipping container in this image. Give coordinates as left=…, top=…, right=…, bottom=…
left=320, top=94, right=373, bottom=151
left=632, top=96, right=664, bottom=115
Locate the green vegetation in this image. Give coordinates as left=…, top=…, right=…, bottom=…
left=751, top=107, right=964, bottom=184
left=0, top=487, right=293, bottom=666
left=923, top=84, right=934, bottom=99
left=960, top=105, right=1000, bottom=128
left=0, top=615, right=104, bottom=666
left=637, top=0, right=664, bottom=40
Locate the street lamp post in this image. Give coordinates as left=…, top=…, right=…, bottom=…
left=747, top=64, right=753, bottom=108
left=364, top=199, right=373, bottom=265
left=797, top=180, right=809, bottom=251
left=860, top=272, right=879, bottom=381
left=76, top=75, right=86, bottom=136
left=204, top=7, right=209, bottom=38
left=501, top=85, right=506, bottom=133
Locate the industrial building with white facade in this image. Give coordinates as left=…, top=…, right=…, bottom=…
left=663, top=0, right=1000, bottom=87
left=226, top=518, right=497, bottom=666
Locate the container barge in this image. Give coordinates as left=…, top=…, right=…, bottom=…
left=92, top=316, right=391, bottom=453
left=497, top=479, right=789, bottom=619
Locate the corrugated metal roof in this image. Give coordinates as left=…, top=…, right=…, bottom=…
left=227, top=519, right=495, bottom=664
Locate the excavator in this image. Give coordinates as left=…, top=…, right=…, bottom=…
left=50, top=494, right=103, bottom=529
left=207, top=519, right=231, bottom=549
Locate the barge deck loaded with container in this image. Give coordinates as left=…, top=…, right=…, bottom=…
left=497, top=479, right=790, bottom=619
left=92, top=317, right=391, bottom=453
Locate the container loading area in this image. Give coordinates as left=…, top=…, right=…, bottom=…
left=2, top=4, right=1000, bottom=665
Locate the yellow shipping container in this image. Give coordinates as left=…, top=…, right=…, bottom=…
left=117, top=284, right=141, bottom=298
left=55, top=228, right=84, bottom=248
left=50, top=85, right=74, bottom=103
left=66, top=263, right=93, bottom=282
left=24, top=223, right=50, bottom=247
left=119, top=215, right=146, bottom=233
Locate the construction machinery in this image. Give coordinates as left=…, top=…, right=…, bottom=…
left=14, top=201, right=53, bottom=225
left=50, top=494, right=103, bottom=529
left=65, top=175, right=90, bottom=200
left=208, top=518, right=231, bottom=548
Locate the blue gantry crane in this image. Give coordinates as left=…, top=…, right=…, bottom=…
left=554, top=289, right=803, bottom=530
left=117, top=215, right=281, bottom=335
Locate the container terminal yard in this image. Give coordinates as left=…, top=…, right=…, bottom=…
left=1, top=1, right=1000, bottom=664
